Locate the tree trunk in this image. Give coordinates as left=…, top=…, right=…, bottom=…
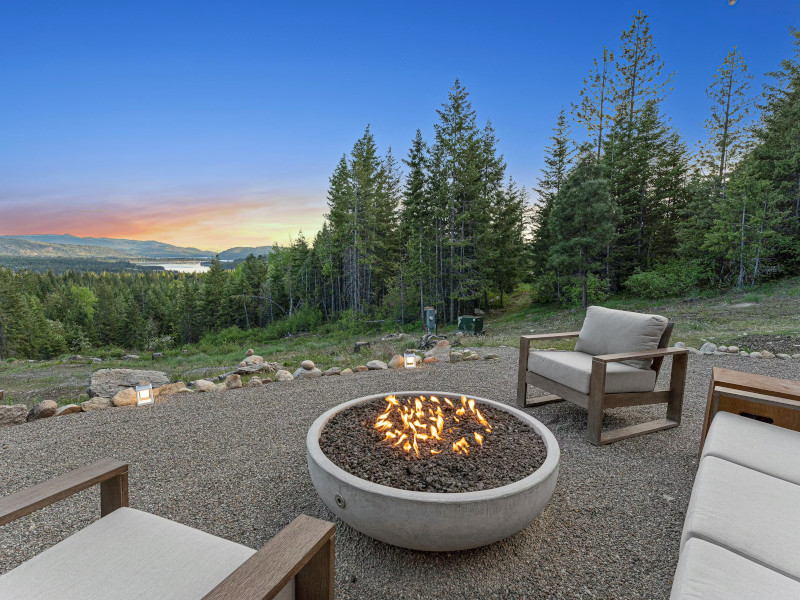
left=737, top=199, right=747, bottom=288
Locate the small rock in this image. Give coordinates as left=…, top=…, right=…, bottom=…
left=366, top=360, right=388, bottom=370
left=484, top=353, right=499, bottom=360
left=749, top=352, right=762, bottom=359
left=388, top=355, right=405, bottom=369
left=55, top=404, right=82, bottom=416
left=195, top=379, right=216, bottom=392
left=214, top=383, right=227, bottom=392
left=90, top=357, right=102, bottom=364
left=466, top=352, right=480, bottom=361
left=340, top=368, right=354, bottom=375
left=81, top=398, right=112, bottom=411
left=154, top=382, right=193, bottom=398
left=261, top=377, right=273, bottom=384
left=27, top=400, right=58, bottom=421
left=740, top=351, right=749, bottom=356
left=699, top=342, right=717, bottom=354
left=246, top=349, right=255, bottom=356
left=449, top=353, right=462, bottom=363
left=0, top=405, right=28, bottom=426
left=728, top=346, right=739, bottom=353
left=423, top=357, right=439, bottom=364
left=761, top=350, right=776, bottom=359
left=547, top=347, right=557, bottom=351
left=777, top=353, right=792, bottom=360
left=246, top=377, right=262, bottom=387
left=112, top=388, right=137, bottom=407
left=718, top=345, right=728, bottom=353
left=293, top=367, right=323, bottom=380
left=301, top=360, right=315, bottom=370
left=424, top=340, right=450, bottom=363
left=793, top=354, right=800, bottom=360
left=239, top=355, right=264, bottom=367
left=354, top=365, right=369, bottom=372
left=225, top=374, right=242, bottom=389
left=674, top=342, right=686, bottom=349
left=275, top=370, right=294, bottom=382
left=152, top=352, right=164, bottom=360
left=121, top=354, right=140, bottom=360
left=323, top=367, right=342, bottom=376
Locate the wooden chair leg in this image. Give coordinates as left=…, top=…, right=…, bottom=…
left=667, top=352, right=688, bottom=424
left=517, top=337, right=532, bottom=407
left=100, top=470, right=129, bottom=516
left=587, top=361, right=607, bottom=445
left=296, top=537, right=334, bottom=600
left=524, top=394, right=565, bottom=407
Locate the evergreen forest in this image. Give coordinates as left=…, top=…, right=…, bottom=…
left=2, top=10, right=800, bottom=360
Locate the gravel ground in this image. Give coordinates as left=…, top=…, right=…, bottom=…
left=2, top=349, right=800, bottom=599
left=320, top=396, right=546, bottom=492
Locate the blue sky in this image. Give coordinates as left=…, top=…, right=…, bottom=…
left=0, top=0, right=796, bottom=250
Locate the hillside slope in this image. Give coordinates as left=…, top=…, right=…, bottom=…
left=3, top=234, right=212, bottom=257
left=0, top=237, right=133, bottom=258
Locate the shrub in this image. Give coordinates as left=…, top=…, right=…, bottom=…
left=623, top=260, right=710, bottom=299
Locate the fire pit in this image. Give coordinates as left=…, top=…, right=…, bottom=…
left=306, top=391, right=560, bottom=551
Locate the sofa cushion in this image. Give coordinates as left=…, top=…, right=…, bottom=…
left=574, top=306, right=668, bottom=369
left=670, top=537, right=800, bottom=600
left=528, top=351, right=657, bottom=395
left=681, top=456, right=800, bottom=582
left=702, top=411, right=800, bottom=486
left=0, top=507, right=295, bottom=600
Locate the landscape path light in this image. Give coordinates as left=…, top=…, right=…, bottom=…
left=135, top=383, right=154, bottom=406
left=403, top=352, right=417, bottom=369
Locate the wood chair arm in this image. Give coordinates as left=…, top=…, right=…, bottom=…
left=520, top=331, right=581, bottom=342
left=202, top=514, right=335, bottom=600
left=592, top=347, right=688, bottom=364
left=713, top=386, right=800, bottom=411
left=0, top=458, right=128, bottom=526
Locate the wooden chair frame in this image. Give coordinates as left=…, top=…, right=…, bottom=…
left=0, top=459, right=335, bottom=600
left=517, top=323, right=689, bottom=445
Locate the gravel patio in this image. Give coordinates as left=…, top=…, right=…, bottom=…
left=2, top=349, right=798, bottom=599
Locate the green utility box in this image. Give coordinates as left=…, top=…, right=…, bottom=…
left=457, top=315, right=484, bottom=334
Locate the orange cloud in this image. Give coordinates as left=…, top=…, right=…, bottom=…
left=0, top=187, right=328, bottom=252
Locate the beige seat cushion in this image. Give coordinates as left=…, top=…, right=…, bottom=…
left=528, top=351, right=657, bottom=395
left=0, top=507, right=295, bottom=600
left=574, top=306, right=668, bottom=368
left=670, top=538, right=800, bottom=600
left=702, top=411, right=800, bottom=486
left=681, top=456, right=800, bottom=582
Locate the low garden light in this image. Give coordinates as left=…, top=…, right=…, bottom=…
left=404, top=352, right=417, bottom=369
left=135, top=383, right=154, bottom=406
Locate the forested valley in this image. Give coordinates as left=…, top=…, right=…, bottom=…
left=2, top=10, right=800, bottom=360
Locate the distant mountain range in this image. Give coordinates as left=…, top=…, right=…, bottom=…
left=0, top=235, right=273, bottom=260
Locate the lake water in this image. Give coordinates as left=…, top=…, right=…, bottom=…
left=138, top=262, right=210, bottom=273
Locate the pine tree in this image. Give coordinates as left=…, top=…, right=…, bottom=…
left=548, top=149, right=616, bottom=308
left=575, top=46, right=615, bottom=158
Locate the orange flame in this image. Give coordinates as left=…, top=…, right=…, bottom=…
left=374, top=395, right=492, bottom=457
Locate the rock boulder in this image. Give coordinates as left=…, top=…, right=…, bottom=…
left=293, top=367, right=323, bottom=380
left=301, top=360, right=315, bottom=370
left=275, top=370, right=294, bottom=382
left=55, top=404, right=82, bottom=416
left=154, top=382, right=193, bottom=399
left=366, top=360, right=388, bottom=370
left=424, top=340, right=451, bottom=363
left=28, top=400, right=58, bottom=421
left=195, top=379, right=216, bottom=392
left=388, top=354, right=405, bottom=369
left=0, top=404, right=28, bottom=426
left=225, top=374, right=242, bottom=390
left=112, top=388, right=137, bottom=407
left=81, top=398, right=112, bottom=411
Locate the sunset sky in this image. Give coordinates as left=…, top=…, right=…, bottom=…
left=0, top=1, right=795, bottom=251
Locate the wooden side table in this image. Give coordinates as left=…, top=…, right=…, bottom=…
left=700, top=367, right=800, bottom=452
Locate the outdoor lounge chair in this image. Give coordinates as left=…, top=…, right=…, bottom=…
left=517, top=306, right=689, bottom=445
left=0, top=459, right=335, bottom=600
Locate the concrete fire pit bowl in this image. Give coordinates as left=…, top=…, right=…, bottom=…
left=306, top=391, right=560, bottom=552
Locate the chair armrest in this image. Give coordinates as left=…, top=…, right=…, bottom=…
left=592, top=347, right=688, bottom=364
left=520, top=331, right=581, bottom=341
left=0, top=458, right=128, bottom=526
left=202, top=514, right=335, bottom=600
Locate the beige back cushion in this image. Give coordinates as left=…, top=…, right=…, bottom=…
left=574, top=306, right=668, bottom=369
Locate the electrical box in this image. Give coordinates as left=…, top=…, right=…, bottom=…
left=457, top=315, right=484, bottom=334
left=424, top=306, right=437, bottom=335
